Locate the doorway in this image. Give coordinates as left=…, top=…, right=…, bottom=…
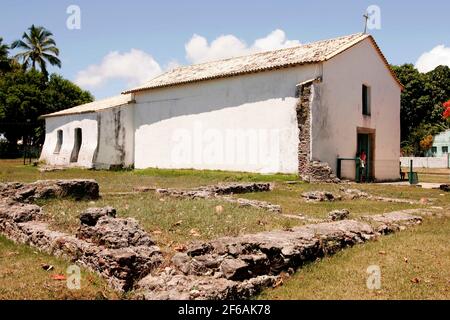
left=357, top=131, right=375, bottom=182
left=70, top=128, right=82, bottom=163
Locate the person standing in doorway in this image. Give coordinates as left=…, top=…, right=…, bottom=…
left=360, top=150, right=367, bottom=182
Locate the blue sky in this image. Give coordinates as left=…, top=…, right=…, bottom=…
left=1, top=0, right=449, bottom=99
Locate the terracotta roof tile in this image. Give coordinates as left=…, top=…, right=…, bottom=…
left=124, top=33, right=398, bottom=93
left=40, top=94, right=134, bottom=118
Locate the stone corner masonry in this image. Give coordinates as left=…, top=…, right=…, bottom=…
left=297, top=79, right=339, bottom=183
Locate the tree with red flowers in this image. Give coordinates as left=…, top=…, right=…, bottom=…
left=444, top=100, right=450, bottom=119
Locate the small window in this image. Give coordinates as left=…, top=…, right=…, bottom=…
left=362, top=84, right=371, bottom=116
left=70, top=128, right=82, bottom=163
left=431, top=147, right=437, bottom=154
left=54, top=130, right=63, bottom=154
left=442, top=146, right=448, bottom=154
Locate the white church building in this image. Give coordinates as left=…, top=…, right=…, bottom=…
left=39, top=33, right=402, bottom=181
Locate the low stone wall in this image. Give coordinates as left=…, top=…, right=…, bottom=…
left=0, top=179, right=99, bottom=202
left=0, top=200, right=163, bottom=291
left=136, top=210, right=423, bottom=300
left=0, top=179, right=162, bottom=291
left=0, top=179, right=429, bottom=300
left=301, top=188, right=422, bottom=205
left=157, top=183, right=272, bottom=198
left=157, top=183, right=282, bottom=213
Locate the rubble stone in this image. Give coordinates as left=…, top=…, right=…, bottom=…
left=221, top=197, right=282, bottom=213
left=0, top=202, right=162, bottom=291
left=301, top=191, right=338, bottom=202
left=0, top=179, right=100, bottom=202
left=77, top=216, right=156, bottom=249
left=0, top=198, right=42, bottom=222
left=79, top=206, right=116, bottom=226
left=157, top=183, right=272, bottom=198
left=220, top=258, right=250, bottom=280
left=328, top=209, right=350, bottom=221
left=135, top=271, right=280, bottom=300
left=362, top=211, right=423, bottom=234
left=157, top=183, right=281, bottom=212
left=340, top=188, right=370, bottom=200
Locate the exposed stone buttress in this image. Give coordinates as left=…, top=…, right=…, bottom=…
left=296, top=79, right=339, bottom=183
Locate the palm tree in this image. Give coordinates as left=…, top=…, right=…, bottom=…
left=0, top=37, right=10, bottom=72
left=11, top=25, right=61, bottom=77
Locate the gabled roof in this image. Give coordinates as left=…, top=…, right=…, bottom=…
left=40, top=94, right=134, bottom=118
left=124, top=33, right=402, bottom=94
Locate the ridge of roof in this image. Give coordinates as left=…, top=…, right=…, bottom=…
left=123, top=33, right=383, bottom=94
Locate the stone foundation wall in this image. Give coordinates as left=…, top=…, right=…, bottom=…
left=137, top=210, right=423, bottom=300
left=0, top=180, right=163, bottom=291
left=156, top=183, right=282, bottom=213
left=0, top=179, right=100, bottom=202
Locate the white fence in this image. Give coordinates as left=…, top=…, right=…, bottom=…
left=400, top=155, right=450, bottom=169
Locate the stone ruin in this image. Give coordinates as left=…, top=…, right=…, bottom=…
left=302, top=188, right=422, bottom=205
left=0, top=180, right=163, bottom=291
left=301, top=191, right=339, bottom=202
left=299, top=161, right=340, bottom=184
left=0, top=179, right=100, bottom=202
left=0, top=179, right=429, bottom=300
left=328, top=209, right=350, bottom=221
left=135, top=210, right=423, bottom=300
left=157, top=183, right=282, bottom=213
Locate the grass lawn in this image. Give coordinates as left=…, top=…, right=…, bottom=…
left=258, top=216, right=450, bottom=300
left=0, top=159, right=449, bottom=299
left=0, top=235, right=119, bottom=300
left=401, top=166, right=450, bottom=184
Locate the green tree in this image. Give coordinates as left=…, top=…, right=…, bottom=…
left=0, top=68, right=93, bottom=152
left=392, top=64, right=450, bottom=155
left=11, top=25, right=61, bottom=78
left=0, top=37, right=11, bottom=72
left=0, top=68, right=46, bottom=150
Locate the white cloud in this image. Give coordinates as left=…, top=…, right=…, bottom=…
left=415, top=45, right=450, bottom=73
left=252, top=29, right=300, bottom=52
left=74, top=29, right=300, bottom=94
left=164, top=59, right=181, bottom=71
left=75, top=49, right=162, bottom=89
left=185, top=29, right=300, bottom=64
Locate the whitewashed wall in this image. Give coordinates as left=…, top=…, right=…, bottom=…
left=40, top=113, right=98, bottom=168
left=319, top=38, right=402, bottom=181
left=94, top=105, right=135, bottom=169
left=400, top=156, right=450, bottom=169
left=133, top=65, right=322, bottom=174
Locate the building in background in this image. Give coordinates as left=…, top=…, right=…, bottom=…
left=40, top=33, right=402, bottom=181
left=427, top=129, right=450, bottom=157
